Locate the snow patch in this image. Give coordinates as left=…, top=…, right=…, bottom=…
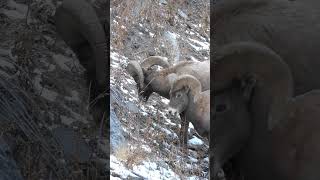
left=110, top=155, right=138, bottom=179
left=188, top=38, right=209, bottom=51
left=190, top=56, right=199, bottom=62
left=132, top=161, right=180, bottom=179
left=161, top=98, right=169, bottom=104
left=188, top=136, right=204, bottom=146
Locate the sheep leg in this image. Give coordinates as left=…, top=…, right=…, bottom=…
left=179, top=113, right=189, bottom=152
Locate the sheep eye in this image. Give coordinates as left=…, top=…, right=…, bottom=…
left=176, top=93, right=182, bottom=98
left=216, top=104, right=227, bottom=113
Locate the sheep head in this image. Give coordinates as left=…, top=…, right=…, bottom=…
left=168, top=74, right=202, bottom=115
left=213, top=41, right=293, bottom=130
left=212, top=41, right=295, bottom=178
left=212, top=79, right=252, bottom=178
left=126, top=56, right=170, bottom=101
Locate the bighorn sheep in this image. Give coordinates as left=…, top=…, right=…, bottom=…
left=213, top=0, right=320, bottom=95
left=126, top=56, right=210, bottom=101
left=212, top=42, right=320, bottom=180
left=126, top=56, right=210, bottom=148
left=54, top=0, right=108, bottom=122
left=168, top=75, right=210, bottom=138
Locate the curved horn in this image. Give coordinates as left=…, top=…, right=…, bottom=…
left=141, top=56, right=170, bottom=70
left=126, top=61, right=145, bottom=90
left=213, top=41, right=293, bottom=129
left=55, top=0, right=108, bottom=87
left=171, top=74, right=202, bottom=97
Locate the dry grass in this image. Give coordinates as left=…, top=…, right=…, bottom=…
left=115, top=144, right=147, bottom=169
left=112, top=98, right=207, bottom=178
left=110, top=0, right=209, bottom=178
left=111, top=0, right=188, bottom=50
left=0, top=1, right=110, bottom=179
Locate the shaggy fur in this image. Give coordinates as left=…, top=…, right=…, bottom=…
left=212, top=42, right=320, bottom=180
left=127, top=59, right=210, bottom=149
left=169, top=75, right=210, bottom=138
left=213, top=0, right=320, bottom=95
left=54, top=0, right=108, bottom=123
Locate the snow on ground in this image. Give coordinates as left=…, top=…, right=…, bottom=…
left=110, top=47, right=209, bottom=179
left=111, top=43, right=207, bottom=179
left=110, top=1, right=209, bottom=179
left=188, top=38, right=210, bottom=51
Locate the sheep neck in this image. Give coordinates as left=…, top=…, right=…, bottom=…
left=146, top=73, right=171, bottom=98
left=239, top=79, right=292, bottom=179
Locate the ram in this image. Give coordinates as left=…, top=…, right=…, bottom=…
left=168, top=75, right=210, bottom=138
left=127, top=56, right=210, bottom=148
left=54, top=0, right=108, bottom=122
left=212, top=42, right=320, bottom=180
left=127, top=56, right=210, bottom=101
left=214, top=0, right=320, bottom=95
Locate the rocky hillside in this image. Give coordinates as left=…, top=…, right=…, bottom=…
left=1, top=0, right=109, bottom=179
left=110, top=0, right=210, bottom=179
left=0, top=0, right=210, bottom=179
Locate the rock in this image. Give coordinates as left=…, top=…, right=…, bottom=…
left=178, top=9, right=188, bottom=20
left=110, top=108, right=125, bottom=153
left=159, top=0, right=167, bottom=5
left=125, top=101, right=139, bottom=113
left=0, top=56, right=15, bottom=70
left=52, top=54, right=73, bottom=71
left=0, top=48, right=10, bottom=56
left=111, top=86, right=139, bottom=113
left=60, top=115, right=77, bottom=126
left=147, top=50, right=156, bottom=56
left=2, top=0, right=28, bottom=20
left=1, top=9, right=25, bottom=20
left=33, top=74, right=58, bottom=101
left=7, top=0, right=27, bottom=14
left=0, top=138, right=23, bottom=180
left=187, top=136, right=204, bottom=149
left=110, top=86, right=125, bottom=105
left=52, top=127, right=91, bottom=163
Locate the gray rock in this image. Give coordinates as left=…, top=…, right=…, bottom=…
left=52, top=127, right=91, bottom=163
left=187, top=136, right=204, bottom=150
left=110, top=108, right=125, bottom=153
left=0, top=48, right=10, bottom=56
left=159, top=0, right=167, bottom=5
left=1, top=9, right=25, bottom=20
left=110, top=86, right=124, bottom=105
left=111, top=86, right=139, bottom=113
left=178, top=9, right=188, bottom=20
left=125, top=101, right=139, bottom=113
left=0, top=138, right=23, bottom=180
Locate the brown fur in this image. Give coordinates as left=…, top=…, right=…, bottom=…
left=54, top=0, right=108, bottom=123
left=127, top=60, right=210, bottom=149
left=169, top=75, right=210, bottom=138
left=212, top=42, right=320, bottom=180
left=213, top=0, right=320, bottom=95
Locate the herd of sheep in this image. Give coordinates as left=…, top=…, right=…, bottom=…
left=52, top=0, right=320, bottom=179
left=127, top=57, right=210, bottom=149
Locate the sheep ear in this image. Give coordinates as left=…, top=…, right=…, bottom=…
left=241, top=74, right=257, bottom=101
